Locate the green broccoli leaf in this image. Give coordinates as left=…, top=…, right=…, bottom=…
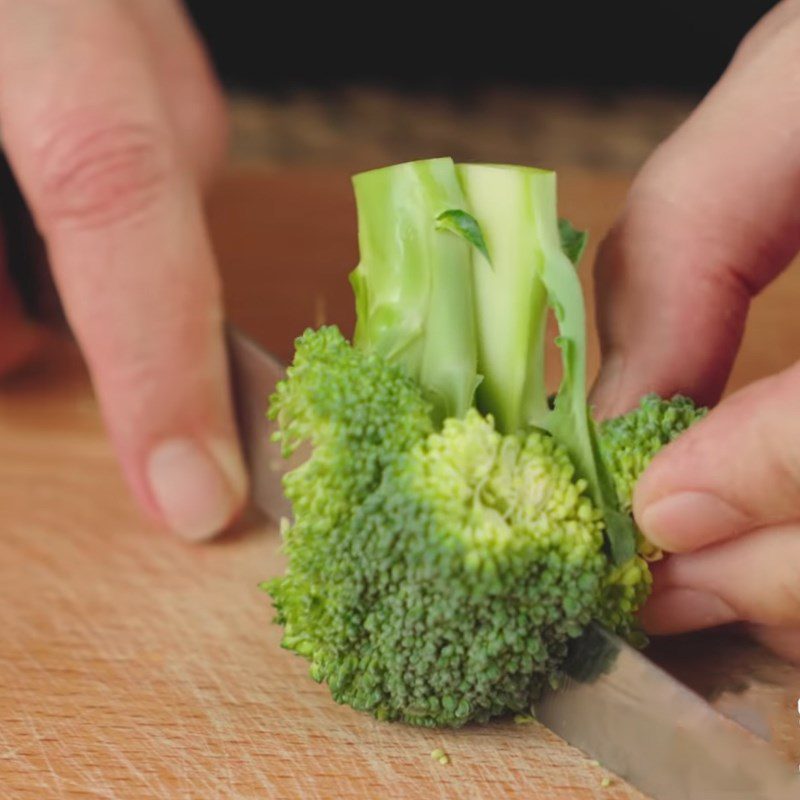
left=435, top=208, right=491, bottom=264
left=558, top=217, right=588, bottom=266
left=511, top=172, right=634, bottom=565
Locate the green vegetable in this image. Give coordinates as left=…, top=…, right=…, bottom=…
left=435, top=208, right=491, bottom=263
left=558, top=217, right=589, bottom=266
left=266, top=158, right=705, bottom=728
left=598, top=394, right=708, bottom=560
left=349, top=159, right=480, bottom=425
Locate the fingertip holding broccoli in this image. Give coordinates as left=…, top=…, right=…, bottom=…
left=265, top=158, right=705, bottom=728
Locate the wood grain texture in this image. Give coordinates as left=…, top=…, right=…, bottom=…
left=1, top=168, right=799, bottom=800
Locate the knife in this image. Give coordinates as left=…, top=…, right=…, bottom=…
left=227, top=325, right=799, bottom=800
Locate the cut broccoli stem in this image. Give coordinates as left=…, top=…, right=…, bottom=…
left=350, top=158, right=479, bottom=424
left=459, top=164, right=635, bottom=564
left=456, top=164, right=551, bottom=435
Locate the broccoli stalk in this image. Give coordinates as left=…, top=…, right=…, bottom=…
left=350, top=159, right=480, bottom=424
left=458, top=164, right=636, bottom=564
left=457, top=164, right=551, bottom=435
left=352, top=160, right=635, bottom=564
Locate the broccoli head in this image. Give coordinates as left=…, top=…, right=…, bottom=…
left=265, top=159, right=706, bottom=727
left=272, top=328, right=619, bottom=726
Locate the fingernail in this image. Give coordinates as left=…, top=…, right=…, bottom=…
left=638, top=491, right=748, bottom=552
left=147, top=437, right=244, bottom=541
left=640, top=588, right=737, bottom=635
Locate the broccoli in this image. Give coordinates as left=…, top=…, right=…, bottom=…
left=265, top=158, right=705, bottom=727
left=598, top=395, right=708, bottom=560
left=599, top=394, right=708, bottom=516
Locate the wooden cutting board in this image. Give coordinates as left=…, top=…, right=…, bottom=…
left=1, top=167, right=799, bottom=800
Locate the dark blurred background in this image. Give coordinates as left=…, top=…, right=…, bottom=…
left=184, top=1, right=777, bottom=171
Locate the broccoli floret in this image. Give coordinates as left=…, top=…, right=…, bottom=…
left=599, top=394, right=707, bottom=514
left=267, top=326, right=432, bottom=660
left=270, top=324, right=432, bottom=508
left=270, top=337, right=616, bottom=726
left=265, top=159, right=704, bottom=728
left=599, top=395, right=707, bottom=560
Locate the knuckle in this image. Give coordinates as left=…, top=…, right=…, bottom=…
left=34, top=113, right=173, bottom=229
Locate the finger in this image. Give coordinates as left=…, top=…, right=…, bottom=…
left=591, top=0, right=800, bottom=418
left=729, top=0, right=800, bottom=63
left=641, top=525, right=800, bottom=633
left=0, top=1, right=246, bottom=539
left=633, top=363, right=800, bottom=552
left=640, top=588, right=737, bottom=636
left=126, top=0, right=228, bottom=186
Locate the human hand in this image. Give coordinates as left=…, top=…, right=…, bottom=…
left=0, top=1, right=247, bottom=541
left=591, top=0, right=800, bottom=660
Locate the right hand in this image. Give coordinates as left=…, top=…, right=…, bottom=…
left=591, top=0, right=800, bottom=660
left=0, top=1, right=247, bottom=541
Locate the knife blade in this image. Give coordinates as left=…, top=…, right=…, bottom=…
left=227, top=325, right=293, bottom=523
left=536, top=623, right=798, bottom=800
left=226, top=325, right=799, bottom=800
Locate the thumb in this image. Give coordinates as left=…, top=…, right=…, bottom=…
left=635, top=363, right=800, bottom=635
left=633, top=362, right=800, bottom=554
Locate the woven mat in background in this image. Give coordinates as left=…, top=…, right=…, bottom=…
left=228, top=87, right=697, bottom=173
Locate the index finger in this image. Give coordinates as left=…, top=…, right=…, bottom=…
left=591, top=1, right=800, bottom=418
left=0, top=0, right=247, bottom=539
